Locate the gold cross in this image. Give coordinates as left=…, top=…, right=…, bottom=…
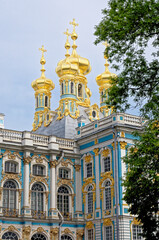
left=103, top=41, right=110, bottom=49
left=64, top=28, right=71, bottom=37
left=39, top=45, right=47, bottom=56
left=69, top=18, right=78, bottom=30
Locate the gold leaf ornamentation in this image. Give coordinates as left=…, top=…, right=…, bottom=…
left=103, top=218, right=112, bottom=226
left=120, top=141, right=127, bottom=150
left=84, top=155, right=92, bottom=163
left=102, top=149, right=110, bottom=157
left=49, top=160, right=58, bottom=168
left=23, top=156, right=32, bottom=165
left=93, top=148, right=99, bottom=156
left=76, top=229, right=84, bottom=240
left=74, top=164, right=81, bottom=172
left=85, top=221, right=94, bottom=229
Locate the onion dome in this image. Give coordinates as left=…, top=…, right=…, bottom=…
left=32, top=45, right=55, bottom=92
left=67, top=19, right=91, bottom=76
left=56, top=29, right=78, bottom=77
left=96, top=42, right=116, bottom=87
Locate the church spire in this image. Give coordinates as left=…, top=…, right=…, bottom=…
left=70, top=18, right=78, bottom=56
left=32, top=45, right=55, bottom=131
left=96, top=41, right=116, bottom=117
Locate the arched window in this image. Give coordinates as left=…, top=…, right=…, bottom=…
left=57, top=186, right=69, bottom=217
left=103, top=156, right=111, bottom=172
left=31, top=183, right=44, bottom=217
left=92, top=111, right=96, bottom=118
left=31, top=233, right=47, bottom=240
left=70, top=82, right=74, bottom=94
left=3, top=180, right=17, bottom=210
left=2, top=232, right=18, bottom=240
left=59, top=168, right=69, bottom=179
left=87, top=185, right=93, bottom=213
left=62, top=83, right=64, bottom=95
left=105, top=181, right=111, bottom=210
left=78, top=84, right=82, bottom=97
left=5, top=161, right=17, bottom=173
left=45, top=96, right=48, bottom=107
left=33, top=165, right=45, bottom=176
left=61, top=235, right=73, bottom=240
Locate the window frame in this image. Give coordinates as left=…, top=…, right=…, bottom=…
left=59, top=168, right=70, bottom=179
left=132, top=224, right=143, bottom=240
left=104, top=225, right=113, bottom=240
left=5, top=161, right=18, bottom=174
left=87, top=229, right=94, bottom=240
left=86, top=162, right=93, bottom=178
left=57, top=186, right=70, bottom=217
left=32, top=164, right=45, bottom=176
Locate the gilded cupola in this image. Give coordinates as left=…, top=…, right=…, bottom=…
left=96, top=42, right=116, bottom=117
left=32, top=45, right=55, bottom=131
left=55, top=19, right=92, bottom=121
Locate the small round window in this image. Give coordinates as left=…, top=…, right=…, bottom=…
left=92, top=111, right=96, bottom=118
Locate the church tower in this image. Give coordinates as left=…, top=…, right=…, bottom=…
left=32, top=45, right=55, bottom=131
left=56, top=19, right=92, bottom=120
left=96, top=42, right=116, bottom=117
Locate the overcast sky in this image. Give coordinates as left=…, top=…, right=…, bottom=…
left=0, top=0, right=139, bottom=131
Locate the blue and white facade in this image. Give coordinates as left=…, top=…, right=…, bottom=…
left=0, top=113, right=144, bottom=240
left=0, top=22, right=144, bottom=240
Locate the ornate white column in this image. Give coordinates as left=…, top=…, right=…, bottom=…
left=22, top=152, right=32, bottom=217
left=49, top=155, right=58, bottom=218
left=74, top=164, right=83, bottom=219
left=93, top=148, right=101, bottom=219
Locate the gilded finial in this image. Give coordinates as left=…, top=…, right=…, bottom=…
left=39, top=45, right=47, bottom=77
left=70, top=19, right=78, bottom=56
left=103, top=41, right=110, bottom=72
left=64, top=29, right=71, bottom=57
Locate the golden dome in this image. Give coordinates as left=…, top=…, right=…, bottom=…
left=32, top=45, right=55, bottom=91
left=96, top=42, right=116, bottom=87
left=56, top=20, right=91, bottom=78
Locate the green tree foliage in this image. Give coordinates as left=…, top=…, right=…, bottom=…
left=124, top=121, right=159, bottom=240
left=95, top=0, right=159, bottom=239
left=94, top=0, right=159, bottom=119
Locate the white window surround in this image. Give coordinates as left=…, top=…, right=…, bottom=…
left=99, top=148, right=112, bottom=174
left=83, top=154, right=94, bottom=179
left=56, top=160, right=73, bottom=180
left=2, top=152, right=21, bottom=175
left=86, top=229, right=94, bottom=240
left=132, top=225, right=143, bottom=240
left=103, top=225, right=113, bottom=240
left=31, top=155, right=48, bottom=177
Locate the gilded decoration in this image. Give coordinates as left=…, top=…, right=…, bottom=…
left=84, top=155, right=92, bottom=163
left=62, top=228, right=73, bottom=235
left=102, top=149, right=110, bottom=157
left=121, top=131, right=125, bottom=137
left=76, top=229, right=84, bottom=240
left=94, top=138, right=98, bottom=144
left=50, top=227, right=59, bottom=240
left=111, top=142, right=115, bottom=149
left=49, top=160, right=58, bottom=168
left=61, top=158, right=73, bottom=167
left=22, top=226, right=31, bottom=239
left=0, top=187, right=3, bottom=200
left=120, top=141, right=127, bottom=150
left=23, top=156, right=32, bottom=165
left=74, top=164, right=81, bottom=172
left=7, top=225, right=18, bottom=232
left=30, top=176, right=48, bottom=189
left=103, top=218, right=112, bottom=226
left=85, top=221, right=94, bottom=229
left=37, top=227, right=47, bottom=233
left=1, top=173, right=22, bottom=185
left=93, top=148, right=99, bottom=156
left=0, top=225, right=1, bottom=232
left=57, top=179, right=73, bottom=189
left=3, top=150, right=21, bottom=160
left=131, top=217, right=141, bottom=225
left=18, top=189, right=23, bottom=203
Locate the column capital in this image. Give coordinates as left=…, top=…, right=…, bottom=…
left=74, top=164, right=81, bottom=172
left=120, top=141, right=127, bottom=150
left=49, top=160, right=58, bottom=168
left=23, top=156, right=32, bottom=165
left=93, top=148, right=99, bottom=156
